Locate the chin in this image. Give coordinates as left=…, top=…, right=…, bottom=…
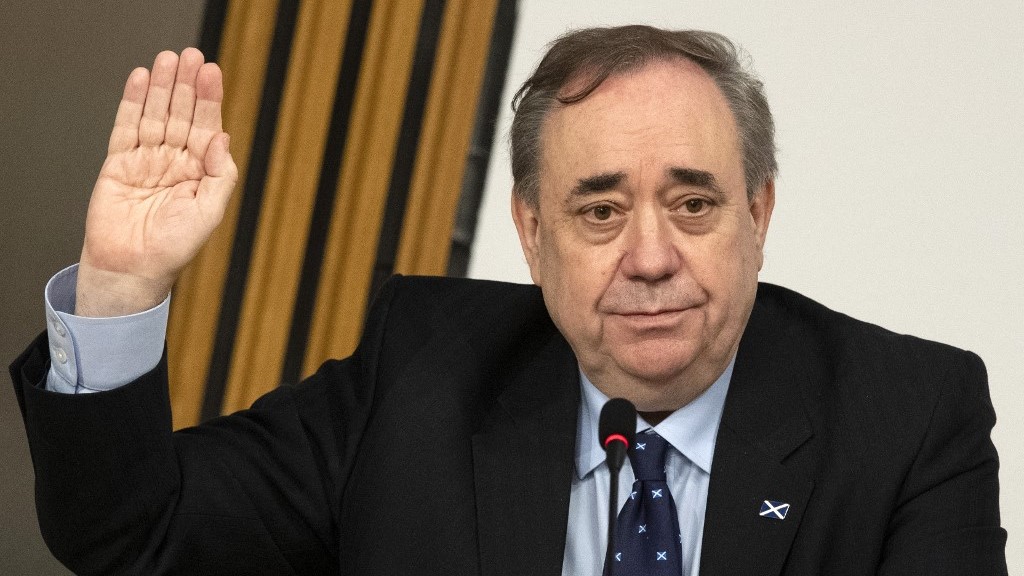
left=614, top=339, right=700, bottom=384
left=613, top=378, right=691, bottom=413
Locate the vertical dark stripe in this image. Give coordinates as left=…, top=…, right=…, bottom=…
left=368, top=0, right=448, bottom=299
left=201, top=0, right=302, bottom=422
left=280, top=0, right=375, bottom=387
left=197, top=0, right=229, bottom=61
left=447, top=0, right=517, bottom=277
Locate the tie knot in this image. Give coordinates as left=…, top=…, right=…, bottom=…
left=628, top=429, right=670, bottom=481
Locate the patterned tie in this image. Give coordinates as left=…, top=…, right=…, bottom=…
left=612, top=429, right=682, bottom=575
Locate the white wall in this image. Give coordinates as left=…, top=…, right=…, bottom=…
left=469, top=0, right=1023, bottom=568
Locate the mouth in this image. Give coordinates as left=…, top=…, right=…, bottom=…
left=616, top=308, right=685, bottom=316
left=611, top=308, right=692, bottom=330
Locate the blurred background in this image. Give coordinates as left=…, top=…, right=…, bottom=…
left=2, top=1, right=1021, bottom=573
left=2, top=3, right=206, bottom=573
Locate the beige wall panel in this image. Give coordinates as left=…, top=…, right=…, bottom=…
left=303, top=0, right=426, bottom=376
left=223, top=1, right=354, bottom=413
left=394, top=0, right=498, bottom=277
left=167, top=0, right=280, bottom=429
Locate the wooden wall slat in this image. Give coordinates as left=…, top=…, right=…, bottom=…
left=393, top=0, right=499, bottom=276
left=302, top=0, right=427, bottom=376
left=166, top=0, right=280, bottom=429
left=221, top=0, right=355, bottom=413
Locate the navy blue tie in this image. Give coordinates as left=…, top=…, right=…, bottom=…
left=613, top=429, right=682, bottom=575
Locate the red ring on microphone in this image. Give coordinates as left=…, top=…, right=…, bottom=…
left=603, top=433, right=629, bottom=448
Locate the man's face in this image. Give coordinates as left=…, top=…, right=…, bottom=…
left=512, top=58, right=774, bottom=411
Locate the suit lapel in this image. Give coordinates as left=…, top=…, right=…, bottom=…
left=473, top=332, right=579, bottom=576
left=700, top=293, right=818, bottom=576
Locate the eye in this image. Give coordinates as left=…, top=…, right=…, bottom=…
left=683, top=198, right=707, bottom=214
left=591, top=204, right=613, bottom=220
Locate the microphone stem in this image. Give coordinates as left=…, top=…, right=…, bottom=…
left=604, top=462, right=619, bottom=576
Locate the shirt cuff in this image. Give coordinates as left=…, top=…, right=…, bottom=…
left=44, top=264, right=170, bottom=394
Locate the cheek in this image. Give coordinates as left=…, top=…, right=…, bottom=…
left=719, top=232, right=764, bottom=321
left=545, top=248, right=601, bottom=307
left=539, top=231, right=618, bottom=326
left=734, top=221, right=765, bottom=281
left=688, top=227, right=761, bottom=303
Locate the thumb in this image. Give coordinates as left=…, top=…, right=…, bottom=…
left=205, top=132, right=237, bottom=180
left=197, top=132, right=237, bottom=222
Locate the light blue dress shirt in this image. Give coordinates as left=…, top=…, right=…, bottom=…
left=562, top=363, right=732, bottom=576
left=44, top=264, right=169, bottom=394
left=43, top=265, right=732, bottom=576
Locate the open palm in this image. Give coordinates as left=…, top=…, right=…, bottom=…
left=78, top=49, right=236, bottom=316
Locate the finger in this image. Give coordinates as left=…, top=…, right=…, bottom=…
left=139, top=51, right=179, bottom=147
left=187, top=62, right=225, bottom=160
left=197, top=132, right=237, bottom=223
left=165, top=48, right=205, bottom=148
left=205, top=132, right=237, bottom=179
left=107, top=67, right=149, bottom=154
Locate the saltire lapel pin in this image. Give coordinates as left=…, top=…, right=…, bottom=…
left=759, top=500, right=790, bottom=520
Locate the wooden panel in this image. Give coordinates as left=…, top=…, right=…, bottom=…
left=166, top=0, right=279, bottom=429
left=170, top=0, right=502, bottom=416
left=394, top=0, right=499, bottom=276
left=302, top=0, right=426, bottom=377
left=221, top=0, right=353, bottom=414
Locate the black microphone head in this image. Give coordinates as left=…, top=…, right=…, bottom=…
left=599, top=398, right=637, bottom=451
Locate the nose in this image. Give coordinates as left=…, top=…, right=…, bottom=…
left=618, top=211, right=681, bottom=282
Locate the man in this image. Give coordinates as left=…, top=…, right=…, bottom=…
left=10, top=25, right=1006, bottom=575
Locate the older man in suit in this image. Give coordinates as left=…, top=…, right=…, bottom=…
left=11, top=25, right=1006, bottom=575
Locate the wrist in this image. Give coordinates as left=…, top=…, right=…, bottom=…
left=74, top=262, right=173, bottom=317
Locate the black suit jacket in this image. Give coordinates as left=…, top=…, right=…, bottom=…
left=11, top=277, right=1006, bottom=575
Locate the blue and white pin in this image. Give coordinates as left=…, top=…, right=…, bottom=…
left=759, top=500, right=790, bottom=520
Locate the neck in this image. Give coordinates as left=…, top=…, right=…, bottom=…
left=638, top=410, right=674, bottom=426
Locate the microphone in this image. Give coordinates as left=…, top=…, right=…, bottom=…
left=599, top=398, right=636, bottom=575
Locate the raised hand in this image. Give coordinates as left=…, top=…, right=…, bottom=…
left=76, top=48, right=237, bottom=317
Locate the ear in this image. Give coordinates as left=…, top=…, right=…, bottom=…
left=511, top=191, right=544, bottom=286
left=749, top=179, right=775, bottom=270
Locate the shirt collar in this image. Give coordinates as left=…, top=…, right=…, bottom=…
left=575, top=357, right=734, bottom=479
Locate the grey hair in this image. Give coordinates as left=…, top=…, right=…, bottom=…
left=510, top=25, right=777, bottom=206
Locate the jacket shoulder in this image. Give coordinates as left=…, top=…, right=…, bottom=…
left=753, top=282, right=979, bottom=373
left=371, top=275, right=553, bottom=342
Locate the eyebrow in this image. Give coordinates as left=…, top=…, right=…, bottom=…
left=567, top=167, right=724, bottom=199
left=668, top=167, right=724, bottom=197
left=570, top=172, right=626, bottom=196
